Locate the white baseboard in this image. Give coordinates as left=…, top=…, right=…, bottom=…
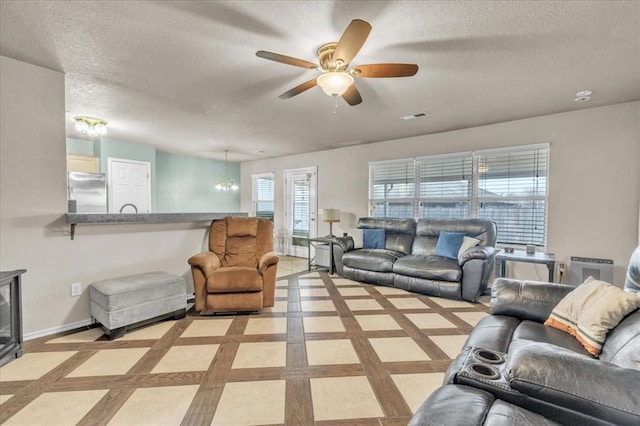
left=24, top=318, right=96, bottom=341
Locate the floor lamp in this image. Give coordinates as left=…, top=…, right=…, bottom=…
left=321, top=208, right=340, bottom=238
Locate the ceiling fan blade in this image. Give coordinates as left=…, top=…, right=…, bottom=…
left=353, top=63, right=419, bottom=78
left=333, top=19, right=372, bottom=66
left=279, top=79, right=318, bottom=99
left=342, top=84, right=362, bottom=106
left=256, top=50, right=318, bottom=69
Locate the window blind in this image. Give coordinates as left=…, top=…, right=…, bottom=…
left=368, top=144, right=550, bottom=247
left=418, top=153, right=472, bottom=219
left=477, top=147, right=548, bottom=246
left=369, top=159, right=415, bottom=218
left=292, top=176, right=310, bottom=236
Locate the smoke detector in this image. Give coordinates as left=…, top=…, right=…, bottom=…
left=574, top=90, right=592, bottom=102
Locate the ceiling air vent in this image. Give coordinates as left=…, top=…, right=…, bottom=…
left=400, top=112, right=429, bottom=120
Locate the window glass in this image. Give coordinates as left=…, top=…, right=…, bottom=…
left=252, top=173, right=274, bottom=221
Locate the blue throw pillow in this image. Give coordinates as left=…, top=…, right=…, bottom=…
left=363, top=228, right=385, bottom=249
left=434, top=231, right=465, bottom=260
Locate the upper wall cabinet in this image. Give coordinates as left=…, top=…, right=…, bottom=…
left=67, top=154, right=98, bottom=173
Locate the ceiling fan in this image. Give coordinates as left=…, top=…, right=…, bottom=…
left=256, top=19, right=418, bottom=106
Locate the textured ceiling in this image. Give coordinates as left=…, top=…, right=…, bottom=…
left=1, top=1, right=639, bottom=161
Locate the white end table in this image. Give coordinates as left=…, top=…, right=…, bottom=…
left=495, top=250, right=555, bottom=282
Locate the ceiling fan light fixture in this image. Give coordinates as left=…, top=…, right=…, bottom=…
left=317, top=72, right=354, bottom=97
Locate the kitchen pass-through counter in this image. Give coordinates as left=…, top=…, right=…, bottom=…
left=65, top=212, right=247, bottom=240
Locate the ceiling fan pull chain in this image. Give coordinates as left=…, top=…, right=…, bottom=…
left=333, top=97, right=338, bottom=114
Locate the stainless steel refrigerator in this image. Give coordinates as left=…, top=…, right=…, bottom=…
left=68, top=172, right=107, bottom=213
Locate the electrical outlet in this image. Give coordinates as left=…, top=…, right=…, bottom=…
left=70, top=282, right=82, bottom=297
left=558, top=263, right=566, bottom=273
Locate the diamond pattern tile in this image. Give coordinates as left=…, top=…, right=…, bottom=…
left=1, top=270, right=490, bottom=424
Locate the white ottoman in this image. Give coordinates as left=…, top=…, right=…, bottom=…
left=90, top=271, right=187, bottom=339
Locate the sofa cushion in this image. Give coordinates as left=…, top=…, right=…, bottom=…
left=416, top=218, right=497, bottom=247
left=458, top=236, right=480, bottom=259
left=342, top=249, right=403, bottom=273
left=491, top=279, right=575, bottom=323
left=434, top=231, right=465, bottom=260
left=599, top=309, right=640, bottom=369
left=224, top=236, right=258, bottom=267
left=363, top=228, right=385, bottom=249
left=227, top=216, right=259, bottom=237
left=409, top=384, right=560, bottom=426
left=207, top=267, right=263, bottom=293
left=393, top=255, right=462, bottom=282
left=357, top=217, right=415, bottom=255
left=511, top=320, right=591, bottom=356
left=544, top=277, right=640, bottom=356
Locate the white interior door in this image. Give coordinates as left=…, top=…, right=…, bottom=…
left=108, top=158, right=151, bottom=213
left=284, top=167, right=317, bottom=257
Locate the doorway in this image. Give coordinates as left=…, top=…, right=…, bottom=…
left=108, top=158, right=151, bottom=213
left=284, top=167, right=317, bottom=258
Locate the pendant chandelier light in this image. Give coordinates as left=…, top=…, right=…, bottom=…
left=215, top=150, right=239, bottom=191
left=74, top=116, right=108, bottom=137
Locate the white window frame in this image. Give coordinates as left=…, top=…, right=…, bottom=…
left=368, top=143, right=550, bottom=248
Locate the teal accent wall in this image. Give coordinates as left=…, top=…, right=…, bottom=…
left=155, top=150, right=241, bottom=212
left=65, top=137, right=241, bottom=213
left=66, top=138, right=97, bottom=156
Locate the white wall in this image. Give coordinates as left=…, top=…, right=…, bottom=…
left=0, top=57, right=212, bottom=336
left=2, top=55, right=638, bottom=336
left=242, top=101, right=640, bottom=287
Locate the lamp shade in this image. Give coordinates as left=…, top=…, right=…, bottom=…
left=321, top=208, right=340, bottom=223
left=316, top=72, right=354, bottom=97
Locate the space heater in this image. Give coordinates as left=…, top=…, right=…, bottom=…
left=570, top=256, right=613, bottom=286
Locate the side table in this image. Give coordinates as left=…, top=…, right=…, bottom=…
left=495, top=250, right=555, bottom=282
left=308, top=237, right=335, bottom=274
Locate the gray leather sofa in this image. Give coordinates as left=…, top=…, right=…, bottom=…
left=410, top=246, right=640, bottom=425
left=333, top=217, right=497, bottom=302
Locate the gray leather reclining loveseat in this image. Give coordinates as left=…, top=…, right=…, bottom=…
left=409, top=246, right=640, bottom=425
left=333, top=217, right=497, bottom=302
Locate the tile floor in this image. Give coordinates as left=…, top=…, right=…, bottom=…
left=0, top=260, right=490, bottom=425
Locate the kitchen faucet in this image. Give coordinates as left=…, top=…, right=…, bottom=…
left=119, top=203, right=138, bottom=213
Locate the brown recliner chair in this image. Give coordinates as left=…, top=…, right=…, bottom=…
left=188, top=216, right=279, bottom=313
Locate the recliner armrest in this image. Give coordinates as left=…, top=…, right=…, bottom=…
left=333, top=236, right=355, bottom=252
left=490, top=279, right=574, bottom=323
left=458, top=246, right=495, bottom=265
left=188, top=251, right=221, bottom=277
left=259, top=252, right=279, bottom=274
left=332, top=236, right=355, bottom=276
left=507, top=342, right=640, bottom=425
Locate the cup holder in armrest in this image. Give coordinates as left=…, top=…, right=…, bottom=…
left=473, top=348, right=505, bottom=364
left=468, top=363, right=501, bottom=380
